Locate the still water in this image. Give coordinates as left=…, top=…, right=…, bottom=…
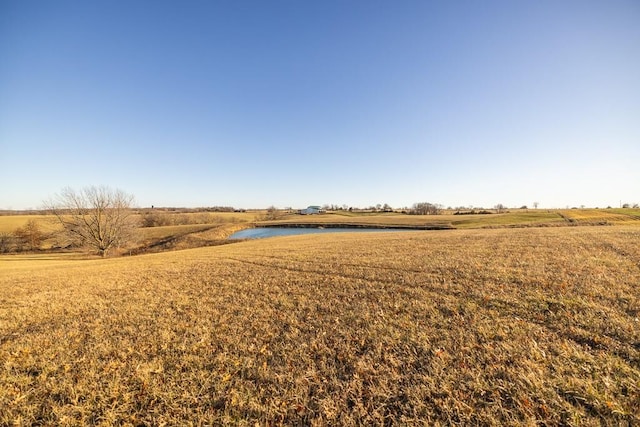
left=229, top=227, right=409, bottom=240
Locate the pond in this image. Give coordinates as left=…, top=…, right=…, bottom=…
left=229, top=227, right=414, bottom=240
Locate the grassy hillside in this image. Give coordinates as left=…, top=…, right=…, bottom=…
left=1, top=209, right=638, bottom=254
left=134, top=222, right=250, bottom=254
left=258, top=209, right=640, bottom=229
left=0, top=213, right=254, bottom=254
left=0, top=215, right=58, bottom=234
left=560, top=208, right=640, bottom=225
left=258, top=212, right=453, bottom=228
left=1, top=227, right=639, bottom=425
left=450, top=211, right=564, bottom=228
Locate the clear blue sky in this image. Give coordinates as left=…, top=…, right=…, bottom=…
left=1, top=0, right=638, bottom=210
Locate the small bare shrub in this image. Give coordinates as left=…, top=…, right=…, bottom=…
left=0, top=232, right=14, bottom=253
left=265, top=206, right=281, bottom=220
left=13, top=220, right=44, bottom=251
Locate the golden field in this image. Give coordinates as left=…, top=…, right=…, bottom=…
left=0, top=215, right=59, bottom=234
left=0, top=211, right=258, bottom=234
left=0, top=212, right=256, bottom=254
left=1, top=226, right=639, bottom=425
left=559, top=209, right=640, bottom=225
left=1, top=209, right=639, bottom=247
left=258, top=208, right=640, bottom=229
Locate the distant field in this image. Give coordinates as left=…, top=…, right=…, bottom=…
left=560, top=208, right=640, bottom=224
left=261, top=209, right=610, bottom=229
left=146, top=211, right=263, bottom=223
left=137, top=223, right=221, bottom=240
left=450, top=211, right=565, bottom=228
left=0, top=212, right=258, bottom=233
left=134, top=222, right=250, bottom=254
left=0, top=215, right=57, bottom=234
left=259, top=212, right=454, bottom=228
left=1, top=227, right=638, bottom=424
left=2, top=209, right=638, bottom=238
left=0, top=212, right=255, bottom=254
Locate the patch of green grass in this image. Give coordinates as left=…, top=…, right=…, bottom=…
left=607, top=208, right=640, bottom=220
left=560, top=209, right=640, bottom=225
left=451, top=211, right=564, bottom=228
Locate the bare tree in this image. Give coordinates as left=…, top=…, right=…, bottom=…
left=410, top=202, right=441, bottom=215
left=265, top=205, right=281, bottom=220
left=533, top=201, right=539, bottom=209
left=45, top=186, right=138, bottom=257
left=494, top=203, right=506, bottom=213
left=0, top=232, right=14, bottom=253
left=13, top=219, right=44, bottom=252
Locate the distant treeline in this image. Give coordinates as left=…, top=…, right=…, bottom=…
left=0, top=219, right=48, bottom=253
left=0, top=210, right=48, bottom=216
left=140, top=206, right=239, bottom=213
left=453, top=210, right=493, bottom=215
left=0, top=206, right=243, bottom=216
left=141, top=212, right=247, bottom=227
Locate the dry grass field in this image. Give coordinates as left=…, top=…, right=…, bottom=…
left=134, top=223, right=251, bottom=254
left=260, top=208, right=640, bottom=230
left=258, top=210, right=570, bottom=229
left=1, top=226, right=639, bottom=425
left=2, top=209, right=637, bottom=254
left=0, top=213, right=254, bottom=254
left=450, top=211, right=565, bottom=229
left=258, top=212, right=448, bottom=227
left=560, top=209, right=640, bottom=225
left=0, top=212, right=258, bottom=234
left=0, top=215, right=59, bottom=234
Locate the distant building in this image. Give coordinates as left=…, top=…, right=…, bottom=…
left=299, top=205, right=323, bottom=215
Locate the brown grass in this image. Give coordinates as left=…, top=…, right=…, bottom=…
left=0, top=214, right=254, bottom=254
left=1, top=227, right=639, bottom=425
left=258, top=210, right=594, bottom=229
left=133, top=223, right=251, bottom=254
left=560, top=209, right=640, bottom=225
left=0, top=215, right=59, bottom=234
left=258, top=212, right=453, bottom=228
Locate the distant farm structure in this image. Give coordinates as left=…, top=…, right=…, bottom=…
left=299, top=206, right=324, bottom=215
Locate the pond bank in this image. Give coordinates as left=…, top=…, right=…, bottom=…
left=229, top=225, right=448, bottom=240
left=256, top=222, right=454, bottom=230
